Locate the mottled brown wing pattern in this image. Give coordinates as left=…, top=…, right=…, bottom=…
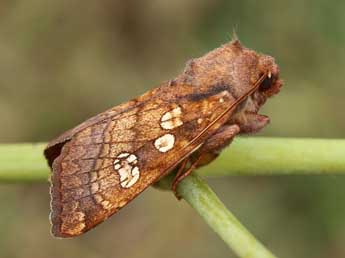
left=48, top=83, right=236, bottom=237
left=46, top=39, right=283, bottom=238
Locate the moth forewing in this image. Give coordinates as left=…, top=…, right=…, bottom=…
left=47, top=84, right=238, bottom=237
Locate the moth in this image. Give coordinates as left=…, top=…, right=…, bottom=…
left=44, top=39, right=282, bottom=238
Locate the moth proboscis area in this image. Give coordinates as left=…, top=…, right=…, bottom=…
left=44, top=39, right=282, bottom=237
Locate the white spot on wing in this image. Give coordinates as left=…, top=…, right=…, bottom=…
left=125, top=167, right=140, bottom=188
left=113, top=153, right=140, bottom=188
left=127, top=154, right=137, bottom=163
left=161, top=120, right=183, bottom=130
left=118, top=153, right=130, bottom=158
left=154, top=134, right=175, bottom=152
left=161, top=111, right=173, bottom=122
left=161, top=106, right=181, bottom=121
left=160, top=106, right=183, bottom=130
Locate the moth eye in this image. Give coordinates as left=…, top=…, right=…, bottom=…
left=259, top=75, right=273, bottom=91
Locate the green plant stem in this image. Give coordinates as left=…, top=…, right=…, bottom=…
left=198, top=137, right=345, bottom=176
left=0, top=137, right=344, bottom=182
left=0, top=143, right=47, bottom=182
left=164, top=173, right=277, bottom=258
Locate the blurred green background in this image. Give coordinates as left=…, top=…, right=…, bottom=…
left=1, top=1, right=345, bottom=257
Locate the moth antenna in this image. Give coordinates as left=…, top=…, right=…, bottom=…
left=231, top=27, right=239, bottom=41
left=225, top=27, right=238, bottom=42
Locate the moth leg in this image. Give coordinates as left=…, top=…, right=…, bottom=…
left=172, top=124, right=240, bottom=199
left=202, top=124, right=240, bottom=153
left=172, top=155, right=203, bottom=200
left=196, top=124, right=240, bottom=167
left=236, top=112, right=269, bottom=134
left=173, top=158, right=189, bottom=184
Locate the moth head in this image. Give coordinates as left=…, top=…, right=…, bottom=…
left=256, top=55, right=282, bottom=97
left=243, top=53, right=283, bottom=110
left=222, top=40, right=282, bottom=99
left=177, top=39, right=282, bottom=106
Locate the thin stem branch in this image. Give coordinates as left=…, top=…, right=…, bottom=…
left=0, top=137, right=344, bottom=182
left=199, top=137, right=345, bottom=176
left=0, top=143, right=47, bottom=182
left=162, top=173, right=278, bottom=258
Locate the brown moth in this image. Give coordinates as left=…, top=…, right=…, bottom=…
left=44, top=39, right=282, bottom=238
